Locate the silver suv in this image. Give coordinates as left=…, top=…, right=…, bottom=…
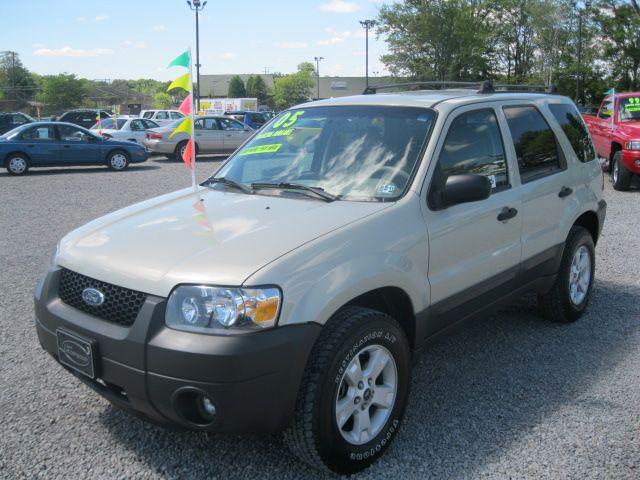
left=35, top=82, right=606, bottom=474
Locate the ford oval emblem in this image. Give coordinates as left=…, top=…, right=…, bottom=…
left=82, top=287, right=105, bottom=307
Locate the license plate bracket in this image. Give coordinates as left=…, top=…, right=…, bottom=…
left=56, top=329, right=98, bottom=379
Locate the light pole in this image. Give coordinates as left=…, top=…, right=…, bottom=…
left=575, top=1, right=591, bottom=104
left=314, top=56, right=324, bottom=100
left=359, top=19, right=376, bottom=88
left=187, top=0, right=207, bottom=112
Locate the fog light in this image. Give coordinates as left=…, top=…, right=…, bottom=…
left=201, top=396, right=216, bottom=417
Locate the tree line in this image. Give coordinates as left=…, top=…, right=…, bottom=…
left=377, top=0, right=640, bottom=105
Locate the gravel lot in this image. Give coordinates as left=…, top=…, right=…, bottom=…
left=0, top=157, right=638, bottom=479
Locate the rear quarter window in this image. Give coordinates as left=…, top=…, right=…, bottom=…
left=549, top=104, right=596, bottom=163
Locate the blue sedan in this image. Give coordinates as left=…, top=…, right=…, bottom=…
left=0, top=122, right=149, bottom=175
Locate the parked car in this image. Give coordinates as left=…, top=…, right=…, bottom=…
left=583, top=92, right=640, bottom=190
left=0, top=112, right=35, bottom=135
left=35, top=85, right=605, bottom=474
left=143, top=115, right=253, bottom=159
left=224, top=110, right=267, bottom=129
left=90, top=117, right=160, bottom=143
left=577, top=105, right=598, bottom=116
left=1, top=122, right=148, bottom=175
left=140, top=109, right=185, bottom=126
left=56, top=109, right=113, bottom=130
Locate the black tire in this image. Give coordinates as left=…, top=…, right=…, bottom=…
left=175, top=140, right=190, bottom=161
left=107, top=150, right=130, bottom=171
left=537, top=226, right=595, bottom=323
left=284, top=306, right=411, bottom=474
left=612, top=151, right=632, bottom=191
left=5, top=153, right=30, bottom=175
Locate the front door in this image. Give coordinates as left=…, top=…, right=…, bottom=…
left=56, top=125, right=102, bottom=164
left=423, top=105, right=523, bottom=316
left=218, top=117, right=250, bottom=152
left=194, top=118, right=224, bottom=153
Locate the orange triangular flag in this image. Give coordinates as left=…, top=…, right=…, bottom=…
left=182, top=138, right=194, bottom=169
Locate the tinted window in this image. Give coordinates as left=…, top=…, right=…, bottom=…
left=618, top=96, right=640, bottom=122
left=156, top=111, right=169, bottom=119
left=12, top=114, right=28, bottom=125
left=170, top=112, right=184, bottom=119
left=203, top=118, right=218, bottom=130
left=21, top=126, right=55, bottom=141
left=58, top=125, right=87, bottom=142
left=549, top=104, right=596, bottom=163
left=436, top=109, right=508, bottom=193
left=598, top=96, right=613, bottom=119
left=142, top=119, right=159, bottom=129
left=250, top=113, right=266, bottom=124
left=503, top=106, right=561, bottom=183
left=218, top=118, right=245, bottom=131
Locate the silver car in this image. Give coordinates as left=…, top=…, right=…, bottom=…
left=143, top=116, right=253, bottom=159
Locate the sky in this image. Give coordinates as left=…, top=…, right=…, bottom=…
left=3, top=0, right=392, bottom=81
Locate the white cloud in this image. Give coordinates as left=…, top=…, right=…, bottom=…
left=152, top=24, right=166, bottom=32
left=75, top=16, right=86, bottom=22
left=34, top=46, right=115, bottom=57
left=317, top=37, right=345, bottom=46
left=318, top=0, right=361, bottom=13
left=123, top=40, right=148, bottom=49
left=220, top=52, right=237, bottom=59
left=275, top=41, right=309, bottom=49
left=94, top=15, right=109, bottom=22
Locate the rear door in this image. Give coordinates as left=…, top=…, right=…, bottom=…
left=218, top=117, right=251, bottom=152
left=18, top=125, right=58, bottom=164
left=500, top=102, right=574, bottom=271
left=423, top=105, right=522, bottom=313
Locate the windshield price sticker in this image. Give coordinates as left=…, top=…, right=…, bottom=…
left=239, top=143, right=282, bottom=156
left=624, top=97, right=640, bottom=113
left=256, top=128, right=294, bottom=140
left=272, top=111, right=305, bottom=130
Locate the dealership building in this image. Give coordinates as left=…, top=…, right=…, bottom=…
left=199, top=74, right=394, bottom=100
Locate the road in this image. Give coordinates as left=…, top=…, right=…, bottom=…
left=0, top=158, right=638, bottom=479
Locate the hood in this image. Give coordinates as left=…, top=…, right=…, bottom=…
left=57, top=188, right=389, bottom=297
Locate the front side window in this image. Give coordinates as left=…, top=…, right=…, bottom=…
left=213, top=106, right=435, bottom=201
left=549, top=104, right=596, bottom=163
left=21, top=126, right=55, bottom=141
left=218, top=118, right=245, bottom=131
left=435, top=109, right=509, bottom=193
left=503, top=106, right=561, bottom=183
left=170, top=112, right=184, bottom=119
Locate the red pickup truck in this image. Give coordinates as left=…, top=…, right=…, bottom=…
left=583, top=92, right=640, bottom=190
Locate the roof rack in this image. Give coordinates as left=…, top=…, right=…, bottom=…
left=362, top=80, right=557, bottom=95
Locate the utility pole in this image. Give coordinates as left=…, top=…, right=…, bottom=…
left=359, top=20, right=376, bottom=88
left=575, top=1, right=591, bottom=104
left=187, top=0, right=207, bottom=112
left=314, top=56, right=324, bottom=100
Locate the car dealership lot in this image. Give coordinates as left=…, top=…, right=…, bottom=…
left=0, top=159, right=638, bottom=479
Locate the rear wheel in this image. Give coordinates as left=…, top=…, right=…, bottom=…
left=612, top=151, right=632, bottom=191
left=107, top=150, right=130, bottom=171
left=284, top=306, right=411, bottom=474
left=6, top=153, right=30, bottom=175
left=538, top=226, right=595, bottom=323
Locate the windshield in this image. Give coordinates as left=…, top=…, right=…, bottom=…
left=213, top=106, right=435, bottom=201
left=91, top=118, right=126, bottom=130
left=618, top=97, right=640, bottom=122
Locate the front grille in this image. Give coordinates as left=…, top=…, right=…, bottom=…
left=58, top=268, right=147, bottom=327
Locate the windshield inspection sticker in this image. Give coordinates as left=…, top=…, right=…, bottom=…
left=378, top=184, right=397, bottom=195
left=239, top=143, right=282, bottom=156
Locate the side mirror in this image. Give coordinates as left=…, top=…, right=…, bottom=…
left=440, top=174, right=491, bottom=207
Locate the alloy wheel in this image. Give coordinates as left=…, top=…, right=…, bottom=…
left=8, top=157, right=27, bottom=174
left=110, top=153, right=127, bottom=170
left=569, top=245, right=591, bottom=305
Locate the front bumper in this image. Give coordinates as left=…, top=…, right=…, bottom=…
left=622, top=149, right=640, bottom=174
left=35, top=268, right=320, bottom=433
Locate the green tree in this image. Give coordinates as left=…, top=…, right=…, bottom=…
left=272, top=64, right=314, bottom=109
left=245, top=75, right=257, bottom=97
left=36, top=73, right=87, bottom=114
left=0, top=51, right=37, bottom=101
left=228, top=75, right=246, bottom=97
left=154, top=92, right=172, bottom=109
left=246, top=75, right=270, bottom=105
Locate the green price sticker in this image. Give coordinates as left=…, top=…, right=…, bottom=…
left=272, top=111, right=305, bottom=129
left=239, top=143, right=282, bottom=156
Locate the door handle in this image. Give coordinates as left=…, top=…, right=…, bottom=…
left=558, top=186, right=573, bottom=198
left=497, top=207, right=518, bottom=222
left=63, top=145, right=71, bottom=148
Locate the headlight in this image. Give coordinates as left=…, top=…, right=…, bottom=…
left=165, top=285, right=281, bottom=334
left=625, top=141, right=640, bottom=150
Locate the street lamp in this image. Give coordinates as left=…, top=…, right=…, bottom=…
left=359, top=19, right=376, bottom=88
left=575, top=0, right=592, bottom=104
left=187, top=0, right=207, bottom=112
left=314, top=56, right=324, bottom=100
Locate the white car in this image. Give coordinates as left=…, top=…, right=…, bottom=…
left=91, top=117, right=160, bottom=144
left=140, top=109, right=185, bottom=126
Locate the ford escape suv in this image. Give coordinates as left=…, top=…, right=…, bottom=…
left=35, top=82, right=606, bottom=474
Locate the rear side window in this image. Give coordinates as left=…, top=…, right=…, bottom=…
left=22, top=126, right=55, bottom=141
left=549, top=104, right=596, bottom=163
left=142, top=111, right=154, bottom=119
left=170, top=112, right=183, bottom=119
left=598, top=96, right=613, bottom=119
left=436, top=108, right=509, bottom=193
left=156, top=111, right=169, bottom=119
left=503, top=106, right=561, bottom=183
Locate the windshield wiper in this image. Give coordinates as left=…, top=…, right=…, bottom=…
left=205, top=177, right=252, bottom=194
left=251, top=182, right=337, bottom=202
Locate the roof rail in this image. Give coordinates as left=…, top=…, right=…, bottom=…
left=362, top=80, right=558, bottom=95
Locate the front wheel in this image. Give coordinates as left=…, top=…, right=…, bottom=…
left=538, top=226, right=595, bottom=323
left=612, top=151, right=632, bottom=191
left=107, top=150, right=130, bottom=171
left=6, top=153, right=30, bottom=175
left=285, top=307, right=411, bottom=474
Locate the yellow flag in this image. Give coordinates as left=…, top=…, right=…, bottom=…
left=168, top=117, right=192, bottom=138
left=167, top=73, right=190, bottom=93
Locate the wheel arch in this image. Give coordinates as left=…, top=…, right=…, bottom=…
left=573, top=210, right=600, bottom=245
left=610, top=142, right=623, bottom=167
left=3, top=150, right=30, bottom=167
left=105, top=147, right=130, bottom=161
